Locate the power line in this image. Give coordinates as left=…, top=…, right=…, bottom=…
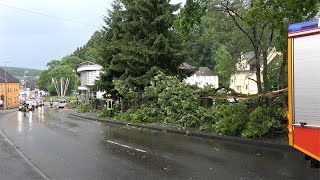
left=0, top=3, right=101, bottom=28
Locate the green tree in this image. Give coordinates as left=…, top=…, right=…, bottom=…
left=174, top=0, right=210, bottom=35
left=95, top=0, right=126, bottom=92
left=84, top=47, right=102, bottom=63
left=72, top=31, right=104, bottom=62
left=46, top=60, right=60, bottom=70
left=211, top=0, right=275, bottom=93
left=38, top=69, right=56, bottom=95
left=264, top=0, right=318, bottom=88
left=97, top=0, right=185, bottom=96
left=180, top=0, right=318, bottom=92
left=214, top=45, right=235, bottom=86
left=38, top=62, right=77, bottom=96
left=60, top=55, right=83, bottom=70
left=211, top=0, right=317, bottom=92
left=174, top=1, right=250, bottom=69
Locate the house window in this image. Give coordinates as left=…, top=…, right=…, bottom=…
left=246, top=85, right=248, bottom=90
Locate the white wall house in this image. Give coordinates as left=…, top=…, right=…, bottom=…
left=184, top=67, right=219, bottom=88
left=230, top=48, right=282, bottom=94
left=77, top=61, right=105, bottom=100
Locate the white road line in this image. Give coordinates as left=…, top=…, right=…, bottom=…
left=69, top=129, right=77, bottom=133
left=107, top=140, right=146, bottom=153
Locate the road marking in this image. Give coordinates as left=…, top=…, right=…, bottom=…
left=69, top=129, right=77, bottom=133
left=0, top=128, right=50, bottom=180
left=107, top=140, right=146, bottom=153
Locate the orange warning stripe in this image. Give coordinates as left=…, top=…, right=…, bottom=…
left=294, top=144, right=320, bottom=161
left=287, top=38, right=293, bottom=146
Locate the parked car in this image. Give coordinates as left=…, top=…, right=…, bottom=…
left=26, top=100, right=35, bottom=110
left=36, top=99, right=44, bottom=107
left=58, top=99, right=67, bottom=109
left=34, top=100, right=39, bottom=108
left=27, top=104, right=34, bottom=111
left=19, top=104, right=28, bottom=112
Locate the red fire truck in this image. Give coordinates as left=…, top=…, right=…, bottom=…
left=288, top=19, right=320, bottom=168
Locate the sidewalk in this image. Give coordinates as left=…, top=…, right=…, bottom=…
left=65, top=109, right=292, bottom=151
left=0, top=130, right=43, bottom=180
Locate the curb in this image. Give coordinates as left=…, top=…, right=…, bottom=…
left=67, top=112, right=293, bottom=152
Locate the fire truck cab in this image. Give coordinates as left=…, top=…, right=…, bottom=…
left=288, top=19, right=320, bottom=168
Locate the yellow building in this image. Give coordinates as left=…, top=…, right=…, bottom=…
left=230, top=48, right=282, bottom=95
left=0, top=68, right=20, bottom=109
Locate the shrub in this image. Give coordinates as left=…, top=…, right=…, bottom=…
left=114, top=105, right=162, bottom=123
left=176, top=114, right=199, bottom=129
left=66, top=101, right=78, bottom=109
left=214, top=102, right=248, bottom=136
left=197, top=106, right=216, bottom=131
left=143, top=71, right=200, bottom=126
left=242, top=107, right=281, bottom=138
left=98, top=106, right=109, bottom=118
left=76, top=102, right=93, bottom=113
left=156, top=77, right=200, bottom=124
left=113, top=109, right=135, bottom=121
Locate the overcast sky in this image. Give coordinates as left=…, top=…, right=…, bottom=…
left=0, top=0, right=185, bottom=70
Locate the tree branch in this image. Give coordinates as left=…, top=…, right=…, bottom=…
left=257, top=21, right=271, bottom=47
left=248, top=77, right=258, bottom=83
left=229, top=9, right=243, bottom=20
left=212, top=85, right=239, bottom=95
left=267, top=28, right=274, bottom=48
left=224, top=1, right=255, bottom=47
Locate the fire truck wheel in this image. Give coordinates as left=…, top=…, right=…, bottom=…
left=310, top=158, right=320, bottom=168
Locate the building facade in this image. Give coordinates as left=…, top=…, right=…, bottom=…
left=77, top=61, right=105, bottom=100
left=0, top=68, right=20, bottom=108
left=230, top=48, right=282, bottom=95
left=184, top=67, right=219, bottom=88
left=20, top=80, right=39, bottom=100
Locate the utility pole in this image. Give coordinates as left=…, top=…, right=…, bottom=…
left=60, top=75, right=63, bottom=97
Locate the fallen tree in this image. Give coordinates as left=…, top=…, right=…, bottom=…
left=200, top=86, right=287, bottom=100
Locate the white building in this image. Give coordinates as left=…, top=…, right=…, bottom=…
left=230, top=48, right=282, bottom=94
left=184, top=67, right=219, bottom=88
left=77, top=61, right=105, bottom=100
left=20, top=80, right=41, bottom=100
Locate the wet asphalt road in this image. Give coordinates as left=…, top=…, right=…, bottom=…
left=0, top=106, right=319, bottom=180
